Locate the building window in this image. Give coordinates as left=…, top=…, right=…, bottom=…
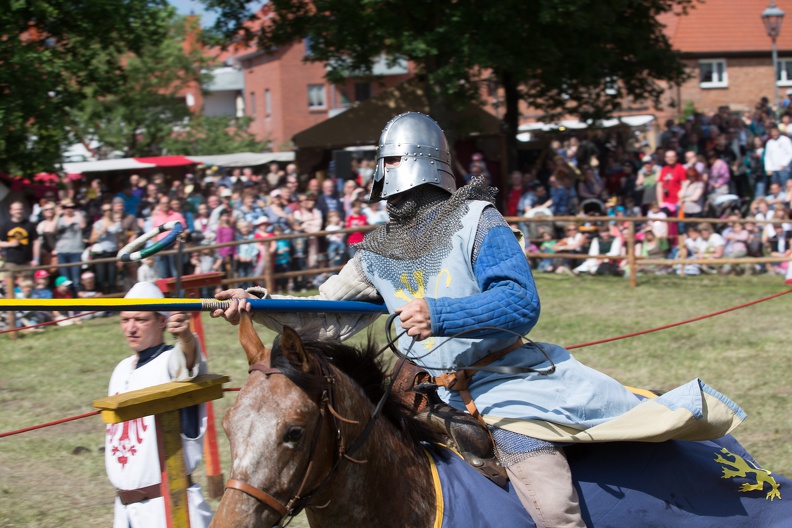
left=308, top=84, right=326, bottom=109
left=699, top=60, right=728, bottom=88
left=777, top=59, right=792, bottom=86
left=249, top=92, right=256, bottom=115
left=355, top=82, right=371, bottom=102
left=265, top=89, right=271, bottom=116
left=304, top=36, right=312, bottom=57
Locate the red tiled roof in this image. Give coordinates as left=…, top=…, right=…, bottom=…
left=661, top=0, right=792, bottom=53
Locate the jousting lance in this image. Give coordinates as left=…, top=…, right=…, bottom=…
left=4, top=221, right=389, bottom=314
left=0, top=298, right=389, bottom=314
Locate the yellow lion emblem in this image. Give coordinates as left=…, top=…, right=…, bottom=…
left=714, top=448, right=781, bottom=501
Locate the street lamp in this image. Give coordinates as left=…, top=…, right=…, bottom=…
left=762, top=0, right=786, bottom=115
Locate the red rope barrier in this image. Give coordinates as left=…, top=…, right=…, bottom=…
left=565, top=288, right=792, bottom=350
left=0, top=410, right=101, bottom=439
left=0, top=311, right=100, bottom=336
left=3, top=288, right=789, bottom=439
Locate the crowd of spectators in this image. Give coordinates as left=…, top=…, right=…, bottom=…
left=0, top=161, right=391, bottom=331
left=508, top=97, right=792, bottom=279
left=3, top=98, right=791, bottom=330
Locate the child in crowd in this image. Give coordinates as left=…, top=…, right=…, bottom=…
left=137, top=257, right=159, bottom=282
left=272, top=224, right=291, bottom=293
left=215, top=210, right=236, bottom=274
left=538, top=231, right=557, bottom=273
left=52, top=276, right=78, bottom=325
left=325, top=210, right=346, bottom=268
left=235, top=220, right=259, bottom=289
left=345, top=200, right=368, bottom=258
left=32, top=270, right=53, bottom=299
left=647, top=202, right=669, bottom=244
left=14, top=279, right=44, bottom=330
left=191, top=248, right=224, bottom=297
left=77, top=271, right=103, bottom=319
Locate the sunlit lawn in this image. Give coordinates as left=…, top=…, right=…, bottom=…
left=1, top=273, right=790, bottom=526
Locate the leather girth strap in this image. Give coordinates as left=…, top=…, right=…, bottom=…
left=225, top=479, right=289, bottom=516
left=433, top=338, right=524, bottom=426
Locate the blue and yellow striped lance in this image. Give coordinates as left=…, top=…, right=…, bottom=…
left=0, top=298, right=389, bottom=314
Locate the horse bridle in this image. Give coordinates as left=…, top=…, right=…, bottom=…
left=225, top=353, right=379, bottom=527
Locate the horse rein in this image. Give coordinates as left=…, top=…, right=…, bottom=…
left=225, top=351, right=390, bottom=527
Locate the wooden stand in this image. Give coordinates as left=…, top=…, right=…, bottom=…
left=94, top=374, right=229, bottom=528
left=155, top=273, right=226, bottom=499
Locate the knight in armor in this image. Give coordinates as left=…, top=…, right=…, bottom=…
left=214, top=112, right=746, bottom=528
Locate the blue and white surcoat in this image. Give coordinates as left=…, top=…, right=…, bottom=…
left=357, top=200, right=640, bottom=428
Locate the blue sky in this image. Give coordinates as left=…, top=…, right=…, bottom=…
left=169, top=0, right=219, bottom=27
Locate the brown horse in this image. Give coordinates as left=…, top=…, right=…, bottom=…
left=211, top=313, right=440, bottom=527
left=212, top=314, right=792, bottom=527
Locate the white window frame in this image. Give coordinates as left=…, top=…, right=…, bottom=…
left=265, top=88, right=272, bottom=116
left=699, top=59, right=728, bottom=89
left=777, top=58, right=792, bottom=86
left=308, top=84, right=327, bottom=109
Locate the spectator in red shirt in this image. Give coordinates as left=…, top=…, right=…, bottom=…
left=657, top=150, right=687, bottom=211
left=344, top=200, right=368, bottom=258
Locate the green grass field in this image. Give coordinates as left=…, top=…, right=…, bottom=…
left=1, top=274, right=790, bottom=527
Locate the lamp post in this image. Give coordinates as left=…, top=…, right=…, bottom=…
left=762, top=0, right=786, bottom=115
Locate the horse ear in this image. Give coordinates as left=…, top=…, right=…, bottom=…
left=280, top=326, right=312, bottom=373
left=239, top=311, right=269, bottom=365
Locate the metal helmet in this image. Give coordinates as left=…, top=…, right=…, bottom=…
left=369, top=112, right=456, bottom=202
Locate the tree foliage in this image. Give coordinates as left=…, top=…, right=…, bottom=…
left=0, top=0, right=173, bottom=175
left=72, top=14, right=211, bottom=158
left=204, top=0, right=697, bottom=167
left=162, top=115, right=268, bottom=155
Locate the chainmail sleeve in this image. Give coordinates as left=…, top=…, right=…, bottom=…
left=471, top=206, right=517, bottom=265
left=246, top=255, right=383, bottom=342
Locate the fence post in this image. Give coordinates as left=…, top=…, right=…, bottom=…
left=627, top=220, right=637, bottom=288
left=5, top=273, right=17, bottom=339
left=262, top=242, right=274, bottom=293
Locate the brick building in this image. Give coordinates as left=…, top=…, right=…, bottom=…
left=237, top=39, right=412, bottom=150
left=659, top=0, right=792, bottom=121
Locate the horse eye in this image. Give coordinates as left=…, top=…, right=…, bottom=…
left=284, top=426, right=304, bottom=443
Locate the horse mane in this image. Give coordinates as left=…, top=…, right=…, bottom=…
left=270, top=335, right=438, bottom=452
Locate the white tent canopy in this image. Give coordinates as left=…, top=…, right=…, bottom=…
left=517, top=114, right=656, bottom=142
left=187, top=152, right=294, bottom=167
left=63, top=158, right=156, bottom=174
left=62, top=151, right=295, bottom=175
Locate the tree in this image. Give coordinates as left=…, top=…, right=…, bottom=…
left=161, top=115, right=268, bottom=155
left=203, top=0, right=695, bottom=170
left=72, top=14, right=211, bottom=158
left=0, top=0, right=172, bottom=176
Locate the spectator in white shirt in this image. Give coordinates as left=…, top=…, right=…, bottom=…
left=763, top=123, right=792, bottom=189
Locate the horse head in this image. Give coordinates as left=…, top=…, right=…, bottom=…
left=211, top=313, right=341, bottom=528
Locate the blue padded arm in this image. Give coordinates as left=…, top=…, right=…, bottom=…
left=426, top=223, right=540, bottom=339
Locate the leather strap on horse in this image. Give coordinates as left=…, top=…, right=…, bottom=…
left=225, top=479, right=288, bottom=516
left=434, top=338, right=525, bottom=426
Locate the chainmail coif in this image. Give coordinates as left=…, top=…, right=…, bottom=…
left=356, top=176, right=497, bottom=261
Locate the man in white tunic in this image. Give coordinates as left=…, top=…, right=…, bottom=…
left=105, top=281, right=213, bottom=528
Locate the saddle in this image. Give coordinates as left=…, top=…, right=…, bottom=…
left=391, top=359, right=508, bottom=487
